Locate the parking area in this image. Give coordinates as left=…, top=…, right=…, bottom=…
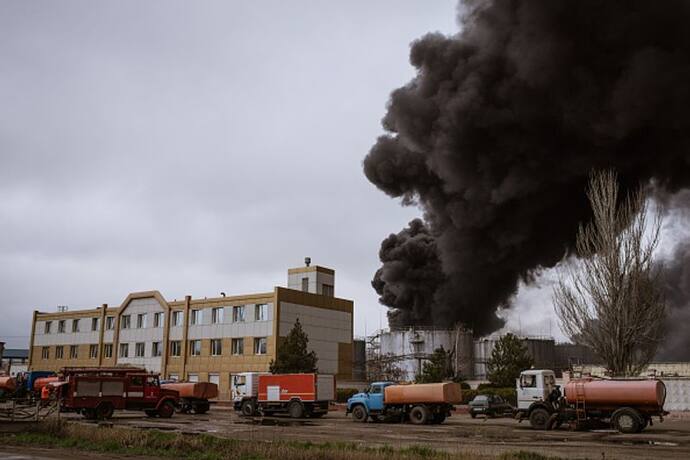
left=57, top=407, right=690, bottom=459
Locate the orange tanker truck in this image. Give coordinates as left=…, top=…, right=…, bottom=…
left=347, top=381, right=462, bottom=424
left=160, top=381, right=218, bottom=414
left=515, top=369, right=667, bottom=433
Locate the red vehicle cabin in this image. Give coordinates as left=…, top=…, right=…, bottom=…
left=58, top=367, right=178, bottom=420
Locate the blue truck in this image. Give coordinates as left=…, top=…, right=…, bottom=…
left=346, top=381, right=461, bottom=425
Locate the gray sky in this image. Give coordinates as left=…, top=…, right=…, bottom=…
left=0, top=1, right=462, bottom=348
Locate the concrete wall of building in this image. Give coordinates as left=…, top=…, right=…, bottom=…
left=663, top=378, right=690, bottom=411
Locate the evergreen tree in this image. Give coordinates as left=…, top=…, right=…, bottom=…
left=269, top=318, right=318, bottom=374
left=416, top=346, right=453, bottom=383
left=487, top=334, right=533, bottom=387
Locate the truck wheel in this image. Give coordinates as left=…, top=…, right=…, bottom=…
left=470, top=410, right=477, bottom=419
left=158, top=401, right=175, bottom=419
left=193, top=402, right=210, bottom=415
left=611, top=407, right=642, bottom=434
left=241, top=400, right=255, bottom=416
left=351, top=405, right=368, bottom=423
left=433, top=413, right=447, bottom=424
left=288, top=401, right=304, bottom=419
left=96, top=403, right=114, bottom=420
left=409, top=405, right=430, bottom=425
left=529, top=408, right=550, bottom=430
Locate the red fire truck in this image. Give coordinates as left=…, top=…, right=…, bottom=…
left=236, top=373, right=335, bottom=418
left=56, top=367, right=179, bottom=419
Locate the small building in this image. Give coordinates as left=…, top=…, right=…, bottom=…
left=1, top=348, right=29, bottom=377
left=28, top=263, right=354, bottom=400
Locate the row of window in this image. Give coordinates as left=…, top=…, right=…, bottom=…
left=40, top=337, right=268, bottom=360
left=42, top=304, right=270, bottom=334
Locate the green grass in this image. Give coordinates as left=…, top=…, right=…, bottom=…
left=0, top=419, right=556, bottom=460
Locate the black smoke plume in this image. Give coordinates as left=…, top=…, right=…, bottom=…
left=364, top=0, right=690, bottom=335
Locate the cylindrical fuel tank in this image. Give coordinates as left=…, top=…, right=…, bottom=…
left=0, top=376, right=17, bottom=392
left=161, top=382, right=218, bottom=400
left=384, top=382, right=462, bottom=405
left=564, top=379, right=665, bottom=408
left=33, top=376, right=60, bottom=391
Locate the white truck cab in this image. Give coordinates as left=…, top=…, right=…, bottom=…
left=516, top=369, right=557, bottom=411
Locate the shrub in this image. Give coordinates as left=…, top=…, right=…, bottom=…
left=336, top=388, right=359, bottom=403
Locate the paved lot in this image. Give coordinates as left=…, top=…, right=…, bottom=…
left=52, top=407, right=690, bottom=459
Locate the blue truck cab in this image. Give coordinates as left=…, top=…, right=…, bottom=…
left=346, top=382, right=393, bottom=420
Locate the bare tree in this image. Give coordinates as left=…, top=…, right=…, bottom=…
left=554, top=170, right=666, bottom=377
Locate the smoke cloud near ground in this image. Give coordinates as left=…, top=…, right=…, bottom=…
left=364, top=0, right=690, bottom=336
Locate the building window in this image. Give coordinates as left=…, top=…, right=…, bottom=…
left=154, top=312, right=164, bottom=328
left=188, top=373, right=199, bottom=383
left=322, top=284, right=334, bottom=297
left=135, top=342, right=145, bottom=357
left=105, top=316, right=114, bottom=330
left=69, top=345, right=78, bottom=359
left=89, top=344, right=98, bottom=359
left=58, top=320, right=65, bottom=333
left=119, top=343, right=129, bottom=358
left=104, top=343, right=113, bottom=358
left=91, top=317, right=99, bottom=331
left=41, top=347, right=50, bottom=360
left=232, top=306, right=245, bottom=322
left=170, top=340, right=181, bottom=357
left=44, top=321, right=52, bottom=334
left=255, top=304, right=268, bottom=321
left=301, top=277, right=309, bottom=292
left=189, top=340, right=202, bottom=356
left=72, top=319, right=80, bottom=333
left=254, top=337, right=267, bottom=355
left=136, top=313, right=147, bottom=329
left=231, top=338, right=244, bottom=355
left=211, top=339, right=222, bottom=356
left=211, top=307, right=223, bottom=324
left=55, top=346, right=64, bottom=359
left=209, top=373, right=220, bottom=385
left=191, top=309, right=200, bottom=325
left=172, top=311, right=183, bottom=326
left=121, top=315, right=131, bottom=329
left=152, top=341, right=162, bottom=357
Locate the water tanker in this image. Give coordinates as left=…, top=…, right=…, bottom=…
left=34, top=376, right=61, bottom=392
left=347, top=381, right=461, bottom=424
left=0, top=376, right=17, bottom=396
left=161, top=381, right=218, bottom=414
left=515, top=369, right=668, bottom=433
left=563, top=379, right=665, bottom=410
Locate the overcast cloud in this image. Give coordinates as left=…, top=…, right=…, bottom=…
left=0, top=1, right=465, bottom=347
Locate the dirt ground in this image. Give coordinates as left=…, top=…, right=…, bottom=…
left=23, top=406, right=684, bottom=460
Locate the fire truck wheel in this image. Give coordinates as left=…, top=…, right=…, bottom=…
left=158, top=401, right=175, bottom=419
left=409, top=405, right=430, bottom=425
left=288, top=401, right=304, bottom=418
left=241, top=400, right=255, bottom=416
left=96, top=403, right=114, bottom=419
left=529, top=408, right=550, bottom=430
left=611, top=407, right=642, bottom=434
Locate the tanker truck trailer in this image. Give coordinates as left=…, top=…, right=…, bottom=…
left=347, top=381, right=462, bottom=424
left=515, top=369, right=667, bottom=433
